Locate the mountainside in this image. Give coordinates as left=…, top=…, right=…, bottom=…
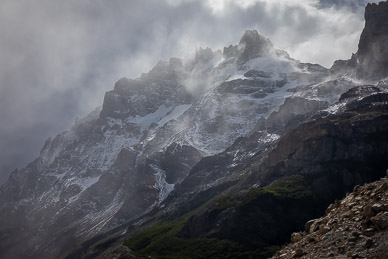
left=1, top=2, right=388, bottom=259
left=102, top=86, right=387, bottom=259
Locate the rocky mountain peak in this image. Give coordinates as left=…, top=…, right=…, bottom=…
left=239, top=29, right=272, bottom=47
left=356, top=0, right=388, bottom=78
left=223, top=29, right=274, bottom=62
left=239, top=29, right=273, bottom=60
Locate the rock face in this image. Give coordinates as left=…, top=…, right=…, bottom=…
left=271, top=176, right=388, bottom=259
left=331, top=1, right=388, bottom=80
left=357, top=1, right=388, bottom=79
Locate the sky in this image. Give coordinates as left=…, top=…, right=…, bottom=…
left=0, top=0, right=380, bottom=184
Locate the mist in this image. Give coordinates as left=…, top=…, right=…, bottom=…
left=0, top=0, right=379, bottom=184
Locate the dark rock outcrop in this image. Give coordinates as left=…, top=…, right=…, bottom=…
left=223, top=30, right=274, bottom=62
left=357, top=1, right=388, bottom=79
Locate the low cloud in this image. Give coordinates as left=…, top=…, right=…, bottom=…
left=0, top=0, right=379, bottom=183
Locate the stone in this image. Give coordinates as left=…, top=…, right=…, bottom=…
left=348, top=236, right=358, bottom=242
left=309, top=219, right=324, bottom=233
left=353, top=185, right=361, bottom=193
left=291, top=232, right=303, bottom=243
left=322, top=232, right=332, bottom=240
left=372, top=203, right=384, bottom=213
left=326, top=203, right=335, bottom=214
left=343, top=212, right=352, bottom=218
left=363, top=205, right=374, bottom=218
left=363, top=228, right=374, bottom=237
left=292, top=249, right=305, bottom=258
left=371, top=212, right=388, bottom=229
left=338, top=245, right=346, bottom=253
left=305, top=219, right=316, bottom=232
left=364, top=238, right=374, bottom=249
left=317, top=226, right=330, bottom=235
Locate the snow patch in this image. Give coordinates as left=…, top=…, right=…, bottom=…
left=323, top=103, right=346, bottom=114
left=244, top=56, right=298, bottom=73
left=157, top=104, right=191, bottom=127
left=131, top=105, right=170, bottom=129
left=258, top=132, right=280, bottom=144
left=151, top=164, right=174, bottom=203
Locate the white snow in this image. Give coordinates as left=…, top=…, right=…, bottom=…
left=323, top=103, right=346, bottom=114
left=244, top=56, right=298, bottom=73
left=131, top=105, right=170, bottom=129
left=157, top=104, right=191, bottom=127
left=151, top=164, right=174, bottom=203
left=258, top=132, right=280, bottom=144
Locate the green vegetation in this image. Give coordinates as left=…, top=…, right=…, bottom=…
left=124, top=175, right=314, bottom=259
left=244, top=175, right=314, bottom=203
left=214, top=175, right=314, bottom=212
left=124, top=214, right=246, bottom=259
left=215, top=194, right=238, bottom=211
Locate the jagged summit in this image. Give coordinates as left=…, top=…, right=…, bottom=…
left=239, top=30, right=273, bottom=50
left=239, top=29, right=274, bottom=61
left=223, top=29, right=274, bottom=62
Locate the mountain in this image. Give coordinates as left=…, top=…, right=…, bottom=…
left=1, top=2, right=388, bottom=259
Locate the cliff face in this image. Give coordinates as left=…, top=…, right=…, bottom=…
left=357, top=1, right=388, bottom=79
left=331, top=1, right=388, bottom=80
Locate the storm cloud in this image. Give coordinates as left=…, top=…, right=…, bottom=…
left=0, top=0, right=379, bottom=183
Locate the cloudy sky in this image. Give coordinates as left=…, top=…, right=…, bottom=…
left=0, top=0, right=380, bottom=183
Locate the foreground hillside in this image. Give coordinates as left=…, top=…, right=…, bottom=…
left=272, top=173, right=388, bottom=259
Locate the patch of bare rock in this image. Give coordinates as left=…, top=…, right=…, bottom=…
left=271, top=171, right=388, bottom=259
